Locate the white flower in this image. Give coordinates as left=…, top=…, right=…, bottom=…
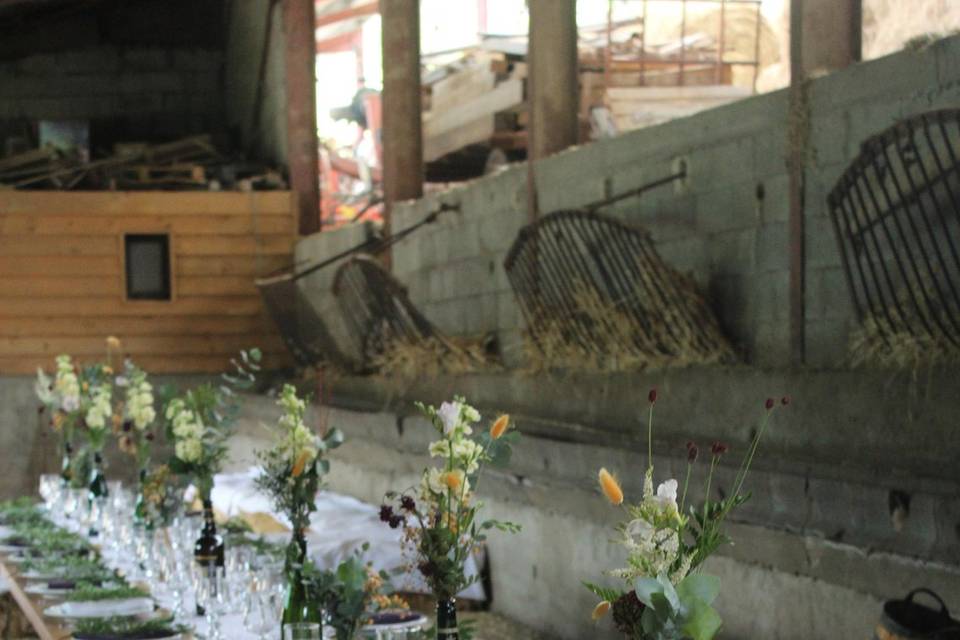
left=35, top=368, right=55, bottom=405
left=62, top=395, right=80, bottom=412
left=655, top=479, right=678, bottom=508
left=85, top=384, right=113, bottom=431
left=437, top=401, right=460, bottom=435
left=421, top=467, right=446, bottom=496
left=175, top=438, right=203, bottom=463
left=428, top=439, right=450, bottom=458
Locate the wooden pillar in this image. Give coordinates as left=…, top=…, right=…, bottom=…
left=796, top=0, right=861, bottom=76
left=284, top=0, right=321, bottom=235
left=787, top=0, right=806, bottom=365
left=380, top=0, right=423, bottom=247
left=527, top=0, right=579, bottom=162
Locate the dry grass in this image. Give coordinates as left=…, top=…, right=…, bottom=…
left=369, top=334, right=495, bottom=380
left=848, top=313, right=960, bottom=371
left=522, top=270, right=736, bottom=374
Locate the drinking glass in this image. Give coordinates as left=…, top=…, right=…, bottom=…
left=283, top=622, right=321, bottom=640
left=196, top=567, right=226, bottom=640
left=243, top=584, right=283, bottom=639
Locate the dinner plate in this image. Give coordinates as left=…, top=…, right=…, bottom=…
left=71, top=632, right=185, bottom=640
left=25, top=583, right=74, bottom=598
left=44, top=598, right=157, bottom=619
left=360, top=611, right=429, bottom=632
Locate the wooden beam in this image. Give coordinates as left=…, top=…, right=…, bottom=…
left=284, top=0, right=322, bottom=235
left=380, top=0, right=423, bottom=262
left=528, top=0, right=578, bottom=161
left=315, top=0, right=377, bottom=28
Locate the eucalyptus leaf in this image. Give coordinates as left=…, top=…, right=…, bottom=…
left=681, top=597, right=723, bottom=640
left=677, top=574, right=721, bottom=606
left=634, top=577, right=664, bottom=608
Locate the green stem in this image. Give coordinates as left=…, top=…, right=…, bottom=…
left=680, top=462, right=692, bottom=514
left=647, top=403, right=654, bottom=472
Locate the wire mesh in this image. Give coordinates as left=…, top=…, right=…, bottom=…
left=503, top=209, right=734, bottom=368
left=827, top=109, right=960, bottom=349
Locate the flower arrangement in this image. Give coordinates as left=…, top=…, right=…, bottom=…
left=115, top=360, right=157, bottom=466
left=255, top=384, right=344, bottom=535
left=380, top=397, right=520, bottom=606
left=586, top=389, right=789, bottom=640
left=302, top=544, right=409, bottom=640
left=162, top=348, right=260, bottom=499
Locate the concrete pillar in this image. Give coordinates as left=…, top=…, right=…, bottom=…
left=794, top=0, right=861, bottom=78
left=380, top=0, right=423, bottom=242
left=283, top=0, right=321, bottom=235
left=527, top=0, right=579, bottom=161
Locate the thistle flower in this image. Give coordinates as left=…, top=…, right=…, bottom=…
left=781, top=395, right=791, bottom=406
left=765, top=397, right=775, bottom=410
left=592, top=600, right=611, bottom=621
left=598, top=468, right=624, bottom=505
left=686, top=441, right=699, bottom=462
left=710, top=441, right=728, bottom=456
left=490, top=414, right=510, bottom=439
left=648, top=388, right=657, bottom=404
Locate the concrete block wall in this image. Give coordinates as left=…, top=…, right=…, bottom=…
left=0, top=45, right=224, bottom=137
left=377, top=35, right=960, bottom=370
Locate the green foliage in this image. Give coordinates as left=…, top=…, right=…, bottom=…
left=583, top=581, right=625, bottom=604
left=631, top=574, right=722, bottom=640
left=73, top=616, right=187, bottom=639
left=20, top=553, right=114, bottom=583
left=66, top=583, right=148, bottom=602
left=0, top=499, right=46, bottom=526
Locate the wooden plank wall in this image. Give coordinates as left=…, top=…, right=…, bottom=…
left=0, top=191, right=296, bottom=374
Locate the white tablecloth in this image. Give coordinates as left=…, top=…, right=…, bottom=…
left=211, top=468, right=486, bottom=601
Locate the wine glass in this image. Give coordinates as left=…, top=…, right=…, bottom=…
left=195, top=567, right=226, bottom=640
left=282, top=622, right=321, bottom=640
left=243, top=583, right=283, bottom=639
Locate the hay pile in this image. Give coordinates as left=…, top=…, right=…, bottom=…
left=368, top=335, right=494, bottom=380
left=523, top=272, right=736, bottom=374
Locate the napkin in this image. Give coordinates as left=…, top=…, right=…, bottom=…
left=56, top=597, right=154, bottom=618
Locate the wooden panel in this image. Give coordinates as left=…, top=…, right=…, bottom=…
left=176, top=236, right=295, bottom=256
left=0, top=214, right=294, bottom=236
left=0, top=334, right=286, bottom=357
left=0, top=191, right=296, bottom=216
left=178, top=276, right=260, bottom=296
left=0, top=191, right=296, bottom=374
left=0, top=296, right=265, bottom=317
left=0, top=236, right=117, bottom=256
left=176, top=255, right=291, bottom=277
left=0, top=256, right=116, bottom=276
left=1, top=316, right=275, bottom=338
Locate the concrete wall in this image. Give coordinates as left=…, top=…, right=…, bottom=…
left=267, top=387, right=958, bottom=640
left=224, top=0, right=288, bottom=166
left=329, top=34, right=960, bottom=371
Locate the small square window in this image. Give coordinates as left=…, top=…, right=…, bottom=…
left=125, top=234, right=171, bottom=300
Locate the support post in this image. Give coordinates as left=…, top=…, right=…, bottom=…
left=798, top=0, right=861, bottom=76
left=284, top=0, right=321, bottom=235
left=380, top=0, right=423, bottom=261
left=527, top=0, right=579, bottom=163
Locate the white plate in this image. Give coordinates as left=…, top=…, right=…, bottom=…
left=360, top=612, right=429, bottom=632
left=44, top=597, right=156, bottom=619
left=25, top=583, right=74, bottom=598
left=0, top=544, right=28, bottom=553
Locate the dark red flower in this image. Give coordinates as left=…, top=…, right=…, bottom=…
left=686, top=441, right=699, bottom=463
left=388, top=514, right=405, bottom=529
left=122, top=420, right=133, bottom=432
left=710, top=441, right=728, bottom=456
left=418, top=561, right=434, bottom=578
left=400, top=495, right=416, bottom=512
left=765, top=398, right=775, bottom=410
left=648, top=388, right=658, bottom=404
left=781, top=395, right=791, bottom=406
left=145, top=432, right=155, bottom=442
left=378, top=504, right=394, bottom=523
left=38, top=406, right=45, bottom=414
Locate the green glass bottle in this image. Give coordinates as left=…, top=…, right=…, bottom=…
left=282, top=530, right=321, bottom=629
left=86, top=452, right=108, bottom=537
left=133, top=468, right=149, bottom=527
left=436, top=597, right=459, bottom=640
left=194, top=498, right=224, bottom=615
left=60, top=442, right=73, bottom=485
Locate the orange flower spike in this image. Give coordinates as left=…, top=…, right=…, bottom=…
left=442, top=471, right=463, bottom=492
left=598, top=468, right=624, bottom=505
left=106, top=336, right=121, bottom=350
left=490, top=414, right=510, bottom=439
left=291, top=450, right=310, bottom=478
left=592, top=601, right=611, bottom=621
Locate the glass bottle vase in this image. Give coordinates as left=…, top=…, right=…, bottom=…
left=282, top=529, right=322, bottom=628
left=436, top=597, right=459, bottom=640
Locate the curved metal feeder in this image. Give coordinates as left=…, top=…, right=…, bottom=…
left=503, top=209, right=733, bottom=366
left=827, top=109, right=960, bottom=348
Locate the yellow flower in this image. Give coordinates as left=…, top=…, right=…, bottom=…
left=102, top=365, right=113, bottom=375
left=441, top=470, right=464, bottom=492
left=106, top=336, right=121, bottom=349
left=291, top=450, right=311, bottom=478
left=490, top=414, right=510, bottom=439
left=592, top=600, right=611, bottom=620
left=598, top=468, right=623, bottom=505
left=52, top=412, right=64, bottom=431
